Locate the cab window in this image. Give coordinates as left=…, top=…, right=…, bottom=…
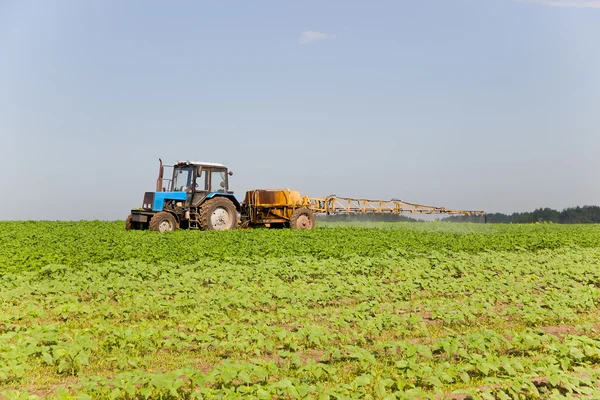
left=210, top=170, right=227, bottom=193
left=173, top=167, right=193, bottom=191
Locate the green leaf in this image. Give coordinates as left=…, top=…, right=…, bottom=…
left=427, top=375, right=443, bottom=387
left=256, top=388, right=271, bottom=399
left=353, top=374, right=372, bottom=387
left=220, top=368, right=236, bottom=384
left=417, top=345, right=433, bottom=359
left=139, top=387, right=154, bottom=399
left=109, top=388, right=122, bottom=400
left=477, top=362, right=490, bottom=375
left=481, top=391, right=496, bottom=400
left=547, top=374, right=560, bottom=387
left=238, top=370, right=252, bottom=384
left=1, top=391, right=21, bottom=400
left=41, top=352, right=53, bottom=365
left=460, top=372, right=470, bottom=384
left=569, top=347, right=585, bottom=359
left=396, top=379, right=407, bottom=391
left=375, top=379, right=394, bottom=397
left=502, top=362, right=515, bottom=376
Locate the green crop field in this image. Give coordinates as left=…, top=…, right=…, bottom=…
left=1, top=222, right=600, bottom=399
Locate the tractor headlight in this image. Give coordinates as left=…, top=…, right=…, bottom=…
left=176, top=202, right=183, bottom=207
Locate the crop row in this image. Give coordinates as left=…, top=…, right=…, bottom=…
left=2, top=221, right=600, bottom=273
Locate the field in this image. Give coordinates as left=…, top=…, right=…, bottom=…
left=1, top=222, right=600, bottom=399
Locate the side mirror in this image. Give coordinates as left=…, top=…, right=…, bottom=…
left=228, top=171, right=233, bottom=176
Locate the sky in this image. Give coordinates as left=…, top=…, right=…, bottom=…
left=1, top=0, right=599, bottom=220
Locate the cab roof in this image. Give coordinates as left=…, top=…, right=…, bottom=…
left=176, top=161, right=226, bottom=168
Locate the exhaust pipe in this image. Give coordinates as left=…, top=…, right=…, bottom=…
left=156, top=158, right=164, bottom=192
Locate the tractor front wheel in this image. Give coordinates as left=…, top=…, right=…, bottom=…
left=200, top=198, right=238, bottom=231
left=149, top=212, right=178, bottom=232
left=289, top=208, right=315, bottom=230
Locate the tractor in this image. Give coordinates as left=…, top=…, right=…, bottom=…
left=127, top=160, right=240, bottom=232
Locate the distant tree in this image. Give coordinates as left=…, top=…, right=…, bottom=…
left=559, top=206, right=600, bottom=224
left=443, top=205, right=600, bottom=224
left=532, top=207, right=560, bottom=223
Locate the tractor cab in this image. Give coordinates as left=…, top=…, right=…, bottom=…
left=158, top=161, right=231, bottom=193
left=155, top=160, right=234, bottom=206
left=169, top=161, right=233, bottom=207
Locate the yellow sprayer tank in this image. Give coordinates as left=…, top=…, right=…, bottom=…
left=242, top=189, right=316, bottom=229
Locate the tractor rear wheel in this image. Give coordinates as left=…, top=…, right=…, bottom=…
left=289, top=208, right=315, bottom=230
left=200, top=197, right=238, bottom=231
left=126, top=214, right=133, bottom=230
left=149, top=212, right=178, bottom=232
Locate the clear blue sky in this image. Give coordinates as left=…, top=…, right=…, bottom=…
left=1, top=0, right=599, bottom=220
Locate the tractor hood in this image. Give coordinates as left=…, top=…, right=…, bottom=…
left=142, top=191, right=187, bottom=212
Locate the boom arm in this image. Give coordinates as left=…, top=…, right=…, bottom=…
left=304, top=196, right=485, bottom=216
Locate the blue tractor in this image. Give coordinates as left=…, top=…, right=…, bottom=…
left=127, top=160, right=240, bottom=232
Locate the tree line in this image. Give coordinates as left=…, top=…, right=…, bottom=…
left=443, top=206, right=600, bottom=224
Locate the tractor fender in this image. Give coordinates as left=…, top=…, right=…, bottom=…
left=204, top=193, right=240, bottom=211
left=166, top=210, right=181, bottom=224
left=148, top=210, right=180, bottom=224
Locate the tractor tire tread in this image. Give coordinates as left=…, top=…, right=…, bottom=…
left=200, top=197, right=238, bottom=231
left=149, top=212, right=178, bottom=232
